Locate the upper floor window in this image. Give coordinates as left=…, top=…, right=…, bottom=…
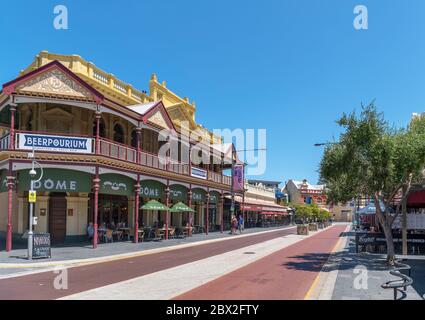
left=113, top=123, right=124, bottom=143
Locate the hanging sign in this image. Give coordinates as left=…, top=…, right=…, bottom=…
left=232, top=165, right=244, bottom=191
left=17, top=133, right=93, bottom=154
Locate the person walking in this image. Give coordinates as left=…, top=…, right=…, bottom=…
left=231, top=215, right=238, bottom=235
left=238, top=215, right=244, bottom=234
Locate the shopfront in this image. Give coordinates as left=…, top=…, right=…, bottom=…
left=17, top=168, right=92, bottom=244
left=192, top=188, right=206, bottom=232
left=169, top=184, right=189, bottom=227
left=209, top=191, right=220, bottom=231
left=139, top=179, right=166, bottom=227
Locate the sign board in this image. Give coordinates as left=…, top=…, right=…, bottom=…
left=191, top=167, right=207, bottom=180
left=18, top=168, right=92, bottom=193
left=17, top=133, right=93, bottom=154
left=32, top=233, right=51, bottom=259
left=29, top=191, right=36, bottom=203
left=355, top=232, right=425, bottom=253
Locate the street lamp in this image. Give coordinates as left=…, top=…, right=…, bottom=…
left=27, top=151, right=43, bottom=260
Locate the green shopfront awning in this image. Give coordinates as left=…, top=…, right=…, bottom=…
left=170, top=201, right=195, bottom=213
left=141, top=200, right=170, bottom=211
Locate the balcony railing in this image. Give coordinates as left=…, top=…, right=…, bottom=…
left=0, top=132, right=231, bottom=186
left=0, top=133, right=10, bottom=150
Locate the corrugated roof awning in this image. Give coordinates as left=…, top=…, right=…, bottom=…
left=226, top=195, right=288, bottom=213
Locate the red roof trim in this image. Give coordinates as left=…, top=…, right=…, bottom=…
left=142, top=100, right=177, bottom=134
left=2, top=60, right=104, bottom=104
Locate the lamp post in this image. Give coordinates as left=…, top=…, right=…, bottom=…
left=27, top=150, right=43, bottom=260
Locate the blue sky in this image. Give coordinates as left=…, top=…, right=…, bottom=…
left=1, top=0, right=425, bottom=186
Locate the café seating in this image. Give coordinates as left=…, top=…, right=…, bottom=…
left=105, top=229, right=113, bottom=243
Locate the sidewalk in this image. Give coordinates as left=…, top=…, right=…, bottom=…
left=0, top=226, right=295, bottom=277
left=308, top=226, right=425, bottom=300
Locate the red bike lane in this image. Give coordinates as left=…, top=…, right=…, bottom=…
left=0, top=227, right=295, bottom=300
left=174, top=224, right=347, bottom=300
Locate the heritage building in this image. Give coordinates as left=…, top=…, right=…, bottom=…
left=0, top=51, right=242, bottom=250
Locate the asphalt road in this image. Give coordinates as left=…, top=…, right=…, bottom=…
left=0, top=227, right=296, bottom=300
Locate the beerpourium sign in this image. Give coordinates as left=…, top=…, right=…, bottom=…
left=17, top=133, right=93, bottom=154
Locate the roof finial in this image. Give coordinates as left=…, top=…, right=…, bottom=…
left=151, top=73, right=157, bottom=81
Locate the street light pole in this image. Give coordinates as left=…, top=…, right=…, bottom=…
left=27, top=151, right=43, bottom=260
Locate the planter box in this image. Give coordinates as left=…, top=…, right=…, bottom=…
left=308, top=223, right=318, bottom=231
left=318, top=222, right=324, bottom=229
left=297, top=224, right=309, bottom=235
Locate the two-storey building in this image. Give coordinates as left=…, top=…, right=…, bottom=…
left=0, top=51, right=242, bottom=250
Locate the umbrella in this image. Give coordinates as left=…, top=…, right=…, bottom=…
left=170, top=201, right=195, bottom=213
left=140, top=200, right=170, bottom=211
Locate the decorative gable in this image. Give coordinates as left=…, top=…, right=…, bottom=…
left=16, top=68, right=93, bottom=100
left=147, top=110, right=170, bottom=129
left=2, top=60, right=104, bottom=104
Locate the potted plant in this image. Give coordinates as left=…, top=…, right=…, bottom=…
left=294, top=204, right=312, bottom=235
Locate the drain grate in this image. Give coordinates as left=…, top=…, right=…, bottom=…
left=243, top=252, right=256, bottom=254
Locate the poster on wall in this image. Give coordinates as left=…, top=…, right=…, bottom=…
left=232, top=165, right=244, bottom=192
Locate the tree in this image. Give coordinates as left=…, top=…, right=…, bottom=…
left=294, top=204, right=312, bottom=224
left=319, top=103, right=425, bottom=264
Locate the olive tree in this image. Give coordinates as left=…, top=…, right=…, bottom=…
left=320, top=104, right=425, bottom=264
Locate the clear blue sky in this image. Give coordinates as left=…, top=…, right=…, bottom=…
left=1, top=0, right=425, bottom=186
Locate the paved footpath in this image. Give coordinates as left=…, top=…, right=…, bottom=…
left=0, top=227, right=296, bottom=300
left=174, top=224, right=347, bottom=300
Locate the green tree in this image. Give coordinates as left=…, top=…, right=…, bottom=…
left=294, top=204, right=312, bottom=224
left=319, top=103, right=425, bottom=264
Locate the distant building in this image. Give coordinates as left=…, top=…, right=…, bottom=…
left=247, top=179, right=286, bottom=202
left=283, top=179, right=327, bottom=208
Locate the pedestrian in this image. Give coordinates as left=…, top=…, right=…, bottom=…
left=238, top=215, right=244, bottom=234
left=231, top=215, right=238, bottom=234
left=87, top=222, right=94, bottom=242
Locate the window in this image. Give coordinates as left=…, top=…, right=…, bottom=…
left=113, top=123, right=124, bottom=143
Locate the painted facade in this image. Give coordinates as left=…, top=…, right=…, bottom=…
left=0, top=51, right=242, bottom=250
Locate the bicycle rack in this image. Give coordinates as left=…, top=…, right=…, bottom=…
left=381, top=260, right=413, bottom=300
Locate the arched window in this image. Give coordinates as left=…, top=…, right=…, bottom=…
left=113, top=123, right=124, bottom=143
left=92, top=118, right=106, bottom=138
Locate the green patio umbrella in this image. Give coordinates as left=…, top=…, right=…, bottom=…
left=140, top=200, right=170, bottom=211
left=170, top=201, right=195, bottom=213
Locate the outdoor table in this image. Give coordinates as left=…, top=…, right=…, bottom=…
left=113, top=230, right=124, bottom=241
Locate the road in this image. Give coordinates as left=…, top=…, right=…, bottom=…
left=0, top=227, right=296, bottom=299
left=174, top=224, right=347, bottom=300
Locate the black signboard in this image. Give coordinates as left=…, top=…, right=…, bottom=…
left=355, top=232, right=425, bottom=253
left=32, top=233, right=51, bottom=259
